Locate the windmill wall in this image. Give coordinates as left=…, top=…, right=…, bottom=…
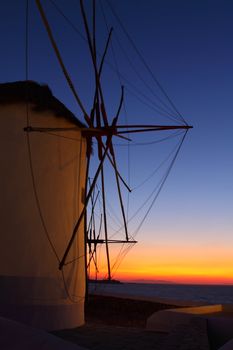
left=0, top=82, right=87, bottom=330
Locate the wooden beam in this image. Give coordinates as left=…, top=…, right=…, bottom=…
left=59, top=118, right=117, bottom=270
left=35, top=0, right=88, bottom=117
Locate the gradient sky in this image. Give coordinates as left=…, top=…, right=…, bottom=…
left=1, top=0, right=233, bottom=284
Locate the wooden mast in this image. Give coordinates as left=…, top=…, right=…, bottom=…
left=80, top=0, right=130, bottom=280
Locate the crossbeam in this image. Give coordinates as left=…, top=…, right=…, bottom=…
left=81, top=124, right=192, bottom=137
left=87, top=239, right=137, bottom=244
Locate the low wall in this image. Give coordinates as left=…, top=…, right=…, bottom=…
left=146, top=304, right=233, bottom=333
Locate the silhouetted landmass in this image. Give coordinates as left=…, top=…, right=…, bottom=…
left=88, top=279, right=122, bottom=284
left=126, top=279, right=176, bottom=284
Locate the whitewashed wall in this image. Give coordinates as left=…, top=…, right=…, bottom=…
left=0, top=103, right=86, bottom=330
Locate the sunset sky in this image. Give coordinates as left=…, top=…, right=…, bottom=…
left=2, top=0, right=233, bottom=284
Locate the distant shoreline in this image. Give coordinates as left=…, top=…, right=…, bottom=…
left=89, top=279, right=233, bottom=286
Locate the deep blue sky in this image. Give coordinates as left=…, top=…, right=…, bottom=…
left=1, top=1, right=233, bottom=282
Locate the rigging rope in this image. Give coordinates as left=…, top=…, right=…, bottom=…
left=108, top=130, right=187, bottom=240
left=94, top=127, right=187, bottom=278
left=105, top=0, right=187, bottom=125
left=36, top=0, right=88, bottom=117
left=111, top=243, right=136, bottom=278
left=100, top=0, right=183, bottom=123
left=125, top=86, right=184, bottom=123
left=109, top=130, right=183, bottom=147
left=93, top=129, right=188, bottom=278
left=102, top=23, right=181, bottom=120
left=43, top=131, right=84, bottom=142
left=131, top=133, right=186, bottom=191
left=100, top=0, right=132, bottom=224
left=108, top=132, right=186, bottom=277
left=132, top=130, right=188, bottom=237
left=92, top=190, right=123, bottom=232
left=47, top=0, right=182, bottom=124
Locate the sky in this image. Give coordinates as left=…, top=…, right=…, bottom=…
left=1, top=0, right=233, bottom=284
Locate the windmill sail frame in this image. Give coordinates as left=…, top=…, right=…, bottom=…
left=35, top=0, right=192, bottom=281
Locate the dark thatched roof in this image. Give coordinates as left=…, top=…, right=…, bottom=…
left=0, top=81, right=86, bottom=128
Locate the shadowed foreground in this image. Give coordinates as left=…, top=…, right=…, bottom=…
left=53, top=295, right=214, bottom=349
left=54, top=323, right=166, bottom=350
left=53, top=295, right=178, bottom=350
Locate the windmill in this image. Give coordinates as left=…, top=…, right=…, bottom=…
left=35, top=0, right=192, bottom=282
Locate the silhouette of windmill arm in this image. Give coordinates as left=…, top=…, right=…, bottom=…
left=80, top=0, right=123, bottom=279
left=35, top=0, right=88, bottom=118
left=107, top=87, right=130, bottom=240
left=80, top=0, right=130, bottom=253
left=82, top=124, right=192, bottom=137
left=87, top=27, right=113, bottom=126
left=59, top=116, right=118, bottom=270
left=116, top=125, right=193, bottom=134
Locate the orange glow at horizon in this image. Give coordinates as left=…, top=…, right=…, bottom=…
left=89, top=242, right=233, bottom=285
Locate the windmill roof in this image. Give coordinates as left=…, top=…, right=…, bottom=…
left=0, top=81, right=86, bottom=128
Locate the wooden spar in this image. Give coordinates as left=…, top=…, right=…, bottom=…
left=84, top=152, right=90, bottom=303
left=82, top=124, right=191, bottom=135
left=99, top=28, right=113, bottom=78
left=80, top=0, right=103, bottom=107
left=94, top=98, right=112, bottom=278
left=87, top=239, right=137, bottom=244
left=88, top=189, right=93, bottom=277
left=86, top=183, right=99, bottom=273
left=87, top=189, right=100, bottom=235
left=64, top=0, right=112, bottom=276
left=99, top=97, right=129, bottom=276
left=85, top=0, right=124, bottom=281
left=90, top=179, right=97, bottom=242
left=35, top=0, right=88, bottom=118
left=96, top=97, right=111, bottom=279
left=82, top=0, right=105, bottom=276
left=88, top=178, right=94, bottom=271
left=115, top=134, right=132, bottom=141
left=80, top=0, right=110, bottom=279
left=96, top=104, right=112, bottom=280
left=24, top=124, right=192, bottom=135
left=102, top=86, right=129, bottom=241
left=90, top=28, right=113, bottom=124
left=117, top=126, right=192, bottom=134
left=90, top=181, right=98, bottom=272
left=92, top=0, right=96, bottom=62
left=100, top=166, right=111, bottom=280
left=100, top=87, right=126, bottom=278
left=109, top=150, right=129, bottom=241
left=80, top=0, right=130, bottom=279
left=80, top=0, right=109, bottom=126
left=104, top=148, right=131, bottom=192
left=115, top=124, right=193, bottom=129
left=85, top=42, right=131, bottom=197
left=87, top=249, right=98, bottom=270
left=86, top=31, right=131, bottom=190
left=79, top=0, right=126, bottom=150
left=87, top=21, right=113, bottom=126
left=59, top=117, right=117, bottom=270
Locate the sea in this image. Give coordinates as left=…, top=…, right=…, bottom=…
left=89, top=282, right=233, bottom=305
